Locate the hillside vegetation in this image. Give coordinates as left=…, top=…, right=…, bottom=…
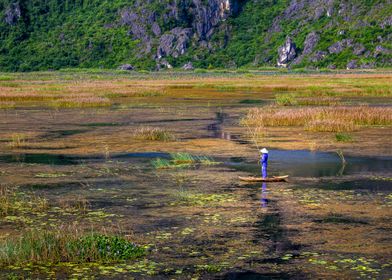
left=0, top=0, right=391, bottom=71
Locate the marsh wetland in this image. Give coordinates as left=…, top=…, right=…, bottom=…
left=0, top=70, right=391, bottom=279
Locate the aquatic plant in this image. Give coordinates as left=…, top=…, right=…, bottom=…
left=132, top=127, right=176, bottom=142
left=0, top=230, right=145, bottom=265
left=335, top=133, right=353, bottom=142
left=58, top=196, right=91, bottom=213
left=152, top=153, right=219, bottom=169
left=8, top=133, right=26, bottom=149
left=172, top=190, right=236, bottom=206
left=0, top=185, right=48, bottom=217
left=34, top=172, right=67, bottom=178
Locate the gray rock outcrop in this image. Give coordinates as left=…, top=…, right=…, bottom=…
left=156, top=60, right=173, bottom=70
left=309, top=51, right=327, bottom=63
left=182, top=62, right=194, bottom=70
left=4, top=3, right=21, bottom=25
left=157, top=28, right=193, bottom=59
left=277, top=37, right=297, bottom=67
left=328, top=39, right=354, bottom=54
left=292, top=31, right=319, bottom=64
left=346, top=60, right=358, bottom=69
left=120, top=0, right=235, bottom=63
left=118, top=64, right=135, bottom=71
left=374, top=45, right=391, bottom=57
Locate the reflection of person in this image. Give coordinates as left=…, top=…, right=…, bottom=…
left=260, top=148, right=269, bottom=178
left=261, top=182, right=268, bottom=208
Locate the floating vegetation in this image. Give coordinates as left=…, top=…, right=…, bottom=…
left=195, top=264, right=223, bottom=273
left=152, top=153, right=219, bottom=169
left=335, top=133, right=353, bottom=142
left=301, top=252, right=385, bottom=278
left=171, top=190, right=236, bottom=206
left=0, top=230, right=145, bottom=265
left=0, top=185, right=48, bottom=218
left=132, top=127, right=176, bottom=141
left=34, top=172, right=67, bottom=178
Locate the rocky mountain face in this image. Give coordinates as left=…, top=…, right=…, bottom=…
left=0, top=0, right=391, bottom=71
left=119, top=0, right=236, bottom=68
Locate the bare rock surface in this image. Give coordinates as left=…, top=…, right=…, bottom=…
left=4, top=2, right=21, bottom=25
left=277, top=37, right=297, bottom=67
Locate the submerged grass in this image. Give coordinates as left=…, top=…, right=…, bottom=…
left=152, top=153, right=219, bottom=169
left=0, top=185, right=48, bottom=217
left=132, top=127, right=176, bottom=141
left=172, top=188, right=236, bottom=206
left=242, top=106, right=392, bottom=132
left=0, top=229, right=145, bottom=265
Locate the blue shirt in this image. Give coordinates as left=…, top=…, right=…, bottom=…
left=261, top=153, right=268, bottom=166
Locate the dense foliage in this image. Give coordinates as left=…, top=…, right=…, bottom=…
left=0, top=0, right=391, bottom=71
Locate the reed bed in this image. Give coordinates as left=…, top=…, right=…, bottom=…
left=0, top=101, right=15, bottom=109
left=132, top=127, right=176, bottom=141
left=242, top=106, right=392, bottom=132
left=0, top=228, right=145, bottom=265
left=8, top=133, right=27, bottom=149
left=50, top=96, right=111, bottom=108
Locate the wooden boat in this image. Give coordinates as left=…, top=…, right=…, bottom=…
left=239, top=175, right=289, bottom=182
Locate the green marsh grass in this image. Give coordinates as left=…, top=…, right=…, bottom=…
left=132, top=127, right=176, bottom=141
left=0, top=229, right=145, bottom=265
left=275, top=93, right=297, bottom=106
left=335, top=133, right=353, bottom=142
left=276, top=93, right=340, bottom=106
left=152, top=153, right=219, bottom=169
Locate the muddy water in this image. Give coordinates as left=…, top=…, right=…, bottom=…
left=0, top=103, right=391, bottom=279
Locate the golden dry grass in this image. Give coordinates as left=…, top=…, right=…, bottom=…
left=242, top=106, right=392, bottom=132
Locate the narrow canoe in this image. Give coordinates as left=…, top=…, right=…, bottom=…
left=239, top=175, right=289, bottom=182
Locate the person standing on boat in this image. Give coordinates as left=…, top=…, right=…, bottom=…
left=260, top=148, right=269, bottom=178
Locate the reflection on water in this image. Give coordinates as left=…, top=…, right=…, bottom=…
left=0, top=153, right=76, bottom=165
left=227, top=149, right=392, bottom=177
left=261, top=182, right=268, bottom=208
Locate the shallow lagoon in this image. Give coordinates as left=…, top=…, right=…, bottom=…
left=0, top=72, right=391, bottom=279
